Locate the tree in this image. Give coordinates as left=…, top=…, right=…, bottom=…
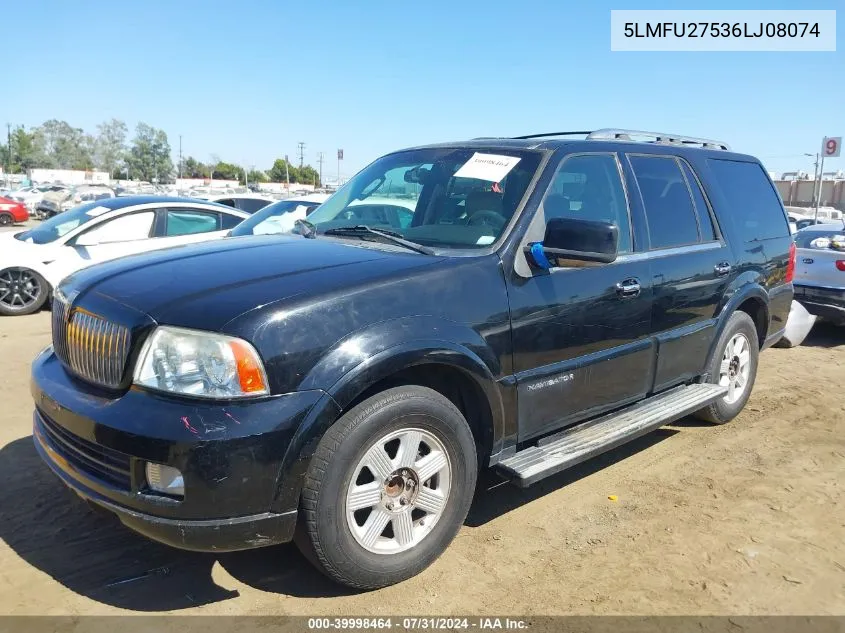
left=35, top=119, right=92, bottom=169
left=1, top=126, right=47, bottom=173
left=181, top=156, right=205, bottom=179
left=268, top=158, right=296, bottom=183
left=17, top=127, right=48, bottom=171
left=211, top=161, right=242, bottom=181
left=126, top=123, right=173, bottom=182
left=298, top=165, right=320, bottom=186
left=247, top=169, right=268, bottom=183
left=94, top=119, right=127, bottom=176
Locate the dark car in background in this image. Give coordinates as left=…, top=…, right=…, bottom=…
left=32, top=129, right=793, bottom=590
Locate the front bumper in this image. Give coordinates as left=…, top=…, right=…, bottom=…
left=794, top=284, right=845, bottom=324
left=31, top=348, right=325, bottom=552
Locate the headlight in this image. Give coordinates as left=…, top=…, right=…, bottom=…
left=145, top=462, right=184, bottom=497
left=134, top=326, right=269, bottom=398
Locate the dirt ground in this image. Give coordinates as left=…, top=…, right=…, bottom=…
left=0, top=224, right=843, bottom=616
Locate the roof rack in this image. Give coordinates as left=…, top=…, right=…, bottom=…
left=508, top=129, right=730, bottom=150
left=586, top=128, right=731, bottom=150
left=511, top=131, right=594, bottom=140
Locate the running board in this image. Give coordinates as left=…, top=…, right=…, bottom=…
left=497, top=384, right=727, bottom=487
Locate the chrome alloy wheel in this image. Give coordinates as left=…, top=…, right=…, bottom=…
left=345, top=427, right=452, bottom=555
left=719, top=332, right=751, bottom=404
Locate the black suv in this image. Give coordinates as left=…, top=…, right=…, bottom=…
left=31, top=129, right=794, bottom=589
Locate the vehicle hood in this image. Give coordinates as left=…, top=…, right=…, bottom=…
left=43, top=190, right=70, bottom=204
left=0, top=231, right=43, bottom=258
left=65, top=235, right=444, bottom=330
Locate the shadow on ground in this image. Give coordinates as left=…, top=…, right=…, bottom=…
left=799, top=320, right=845, bottom=349
left=0, top=424, right=681, bottom=610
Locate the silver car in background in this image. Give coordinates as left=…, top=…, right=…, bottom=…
left=793, top=223, right=845, bottom=326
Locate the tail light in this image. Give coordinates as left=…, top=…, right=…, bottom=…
left=785, top=242, right=796, bottom=282
left=836, top=260, right=845, bottom=272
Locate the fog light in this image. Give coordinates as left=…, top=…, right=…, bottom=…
left=145, top=462, right=184, bottom=497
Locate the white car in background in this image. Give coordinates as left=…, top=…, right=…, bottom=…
left=227, top=193, right=331, bottom=237
left=0, top=196, right=249, bottom=316
left=792, top=223, right=845, bottom=327
left=6, top=184, right=68, bottom=210
left=226, top=194, right=417, bottom=239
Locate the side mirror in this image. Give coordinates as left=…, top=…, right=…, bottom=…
left=526, top=217, right=618, bottom=269
left=73, top=232, right=100, bottom=247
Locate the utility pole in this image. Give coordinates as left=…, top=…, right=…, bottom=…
left=5, top=123, right=10, bottom=187
left=297, top=142, right=306, bottom=169
left=814, top=151, right=826, bottom=223
left=285, top=154, right=290, bottom=192
left=178, top=135, right=183, bottom=188
left=317, top=152, right=324, bottom=187
left=337, top=149, right=344, bottom=188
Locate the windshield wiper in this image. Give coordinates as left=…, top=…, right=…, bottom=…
left=322, top=225, right=435, bottom=255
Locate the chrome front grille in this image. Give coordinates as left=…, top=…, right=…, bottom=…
left=52, top=295, right=131, bottom=388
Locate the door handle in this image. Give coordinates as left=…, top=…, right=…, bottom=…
left=714, top=262, right=732, bottom=276
left=616, top=278, right=641, bottom=298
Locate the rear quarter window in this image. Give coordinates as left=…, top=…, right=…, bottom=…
left=706, top=159, right=789, bottom=241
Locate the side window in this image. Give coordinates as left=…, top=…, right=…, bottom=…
left=164, top=209, right=221, bottom=236
left=74, top=211, right=155, bottom=244
left=679, top=160, right=717, bottom=241
left=221, top=213, right=244, bottom=230
left=215, top=198, right=235, bottom=208
left=543, top=154, right=632, bottom=254
left=236, top=198, right=270, bottom=214
left=629, top=155, right=699, bottom=249
left=706, top=159, right=790, bottom=241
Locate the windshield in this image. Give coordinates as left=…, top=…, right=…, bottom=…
left=298, top=147, right=542, bottom=249
left=14, top=201, right=112, bottom=245
left=230, top=199, right=324, bottom=236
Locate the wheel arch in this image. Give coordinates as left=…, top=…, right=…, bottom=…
left=703, top=283, right=769, bottom=377
left=271, top=339, right=505, bottom=514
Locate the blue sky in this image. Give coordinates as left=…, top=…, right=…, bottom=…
left=6, top=0, right=842, bottom=178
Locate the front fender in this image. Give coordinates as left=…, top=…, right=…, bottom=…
left=298, top=315, right=502, bottom=394
left=270, top=318, right=507, bottom=513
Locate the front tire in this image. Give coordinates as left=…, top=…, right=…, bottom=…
left=0, top=212, right=12, bottom=226
left=695, top=311, right=759, bottom=424
left=0, top=268, right=50, bottom=316
left=296, top=386, right=477, bottom=589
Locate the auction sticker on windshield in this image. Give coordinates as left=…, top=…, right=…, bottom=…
left=453, top=153, right=521, bottom=182
left=85, top=206, right=111, bottom=217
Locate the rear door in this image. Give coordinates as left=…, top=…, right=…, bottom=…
left=624, top=154, right=733, bottom=391
left=508, top=152, right=654, bottom=441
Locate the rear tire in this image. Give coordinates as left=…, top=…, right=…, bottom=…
left=0, top=212, right=12, bottom=226
left=296, top=386, right=477, bottom=589
left=694, top=311, right=759, bottom=424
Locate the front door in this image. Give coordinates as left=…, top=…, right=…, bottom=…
left=507, top=153, right=654, bottom=442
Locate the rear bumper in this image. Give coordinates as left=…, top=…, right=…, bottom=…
left=794, top=284, right=845, bottom=324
